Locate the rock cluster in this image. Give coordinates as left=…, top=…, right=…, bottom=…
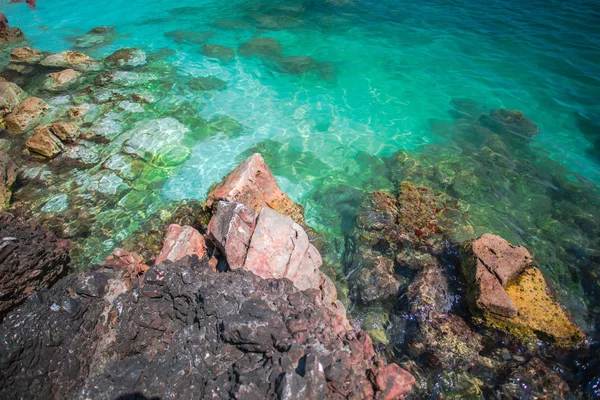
left=0, top=212, right=69, bottom=319
left=25, top=122, right=81, bottom=158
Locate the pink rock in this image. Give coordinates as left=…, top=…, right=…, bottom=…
left=243, top=207, right=321, bottom=291
left=206, top=153, right=305, bottom=224
left=206, top=201, right=257, bottom=269
left=156, top=224, right=206, bottom=266
left=370, top=362, right=415, bottom=400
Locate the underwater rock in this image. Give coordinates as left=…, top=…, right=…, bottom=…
left=244, top=206, right=322, bottom=291
left=75, top=170, right=128, bottom=196
left=206, top=201, right=257, bottom=270
left=238, top=37, right=283, bottom=60
left=0, top=212, right=69, bottom=319
left=48, top=121, right=81, bottom=143
left=349, top=250, right=400, bottom=304
left=207, top=114, right=244, bottom=137
left=206, top=153, right=305, bottom=224
left=164, top=29, right=214, bottom=44
left=480, top=109, right=540, bottom=138
left=0, top=255, right=409, bottom=399
left=25, top=124, right=65, bottom=158
left=4, top=97, right=49, bottom=133
left=94, top=70, right=158, bottom=87
left=101, top=153, right=139, bottom=180
left=0, top=27, right=25, bottom=44
left=187, top=75, right=227, bottom=91
left=462, top=234, right=584, bottom=345
left=105, top=48, right=147, bottom=68
left=155, top=224, right=207, bottom=266
left=200, top=44, right=235, bottom=63
left=56, top=142, right=101, bottom=168
left=278, top=56, right=319, bottom=75
left=40, top=50, right=101, bottom=71
left=0, top=152, right=16, bottom=211
left=497, top=358, right=571, bottom=399
left=0, top=81, right=25, bottom=116
left=461, top=234, right=532, bottom=318
left=122, top=118, right=190, bottom=166
left=10, top=46, right=43, bottom=64
left=66, top=103, right=99, bottom=123
left=43, top=68, right=82, bottom=91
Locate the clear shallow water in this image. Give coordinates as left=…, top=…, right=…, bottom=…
left=2, top=0, right=600, bottom=327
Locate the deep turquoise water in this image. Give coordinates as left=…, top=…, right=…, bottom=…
left=2, top=0, right=600, bottom=332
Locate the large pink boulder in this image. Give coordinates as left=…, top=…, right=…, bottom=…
left=206, top=201, right=257, bottom=269
left=156, top=224, right=206, bottom=265
left=461, top=233, right=532, bottom=318
left=244, top=207, right=321, bottom=291
left=206, top=153, right=305, bottom=224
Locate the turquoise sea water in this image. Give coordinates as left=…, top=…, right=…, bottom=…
left=2, top=0, right=600, bottom=330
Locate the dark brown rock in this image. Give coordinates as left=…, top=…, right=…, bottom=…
left=0, top=213, right=69, bottom=319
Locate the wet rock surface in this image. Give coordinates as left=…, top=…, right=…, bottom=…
left=0, top=256, right=412, bottom=400
left=0, top=212, right=69, bottom=319
left=0, top=152, right=16, bottom=211
left=4, top=97, right=49, bottom=133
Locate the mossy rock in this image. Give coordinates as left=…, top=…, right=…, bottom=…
left=481, top=266, right=585, bottom=347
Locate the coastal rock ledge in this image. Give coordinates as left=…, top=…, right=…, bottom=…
left=0, top=153, right=414, bottom=400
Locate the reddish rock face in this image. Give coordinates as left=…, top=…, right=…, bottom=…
left=206, top=201, right=257, bottom=270
left=369, top=362, right=415, bottom=400
left=155, top=224, right=206, bottom=266
left=461, top=233, right=532, bottom=318
left=244, top=207, right=321, bottom=291
left=206, top=153, right=305, bottom=224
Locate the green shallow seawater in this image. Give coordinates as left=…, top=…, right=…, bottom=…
left=2, top=0, right=600, bottom=342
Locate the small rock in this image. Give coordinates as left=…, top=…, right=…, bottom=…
left=0, top=81, right=25, bottom=116
left=25, top=125, right=65, bottom=159
left=11, top=46, right=43, bottom=64
left=105, top=48, right=147, bottom=68
left=40, top=51, right=101, bottom=71
left=369, top=362, right=415, bottom=400
left=4, top=97, right=49, bottom=133
left=49, top=122, right=81, bottom=143
left=155, top=224, right=206, bottom=265
left=43, top=69, right=82, bottom=91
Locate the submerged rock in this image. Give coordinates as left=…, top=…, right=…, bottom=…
left=480, top=109, right=540, bottom=138
left=206, top=153, right=305, bottom=224
left=25, top=124, right=65, bottom=158
left=0, top=80, right=25, bottom=116
left=0, top=212, right=69, bottom=319
left=238, top=37, right=283, bottom=60
left=10, top=46, right=43, bottom=64
left=0, top=152, right=16, bottom=211
left=43, top=68, right=82, bottom=91
left=187, top=75, right=227, bottom=91
left=201, top=43, right=235, bottom=63
left=4, top=97, right=49, bottom=133
left=122, top=118, right=190, bottom=166
left=278, top=56, right=319, bottom=75
left=40, top=51, right=101, bottom=71
left=105, top=48, right=147, bottom=68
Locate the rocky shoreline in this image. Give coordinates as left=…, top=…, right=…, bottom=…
left=1, top=16, right=599, bottom=400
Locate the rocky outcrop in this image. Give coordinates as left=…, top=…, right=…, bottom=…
left=0, top=213, right=69, bottom=319
left=0, top=152, right=16, bottom=211
left=0, top=27, right=25, bottom=44
left=105, top=48, right=147, bottom=68
left=43, top=68, right=82, bottom=91
left=0, top=81, right=24, bottom=117
left=40, top=51, right=100, bottom=71
left=0, top=255, right=413, bottom=399
left=155, top=224, right=206, bottom=265
left=10, top=46, right=43, bottom=64
left=461, top=234, right=584, bottom=346
left=4, top=97, right=49, bottom=133
left=207, top=153, right=305, bottom=224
